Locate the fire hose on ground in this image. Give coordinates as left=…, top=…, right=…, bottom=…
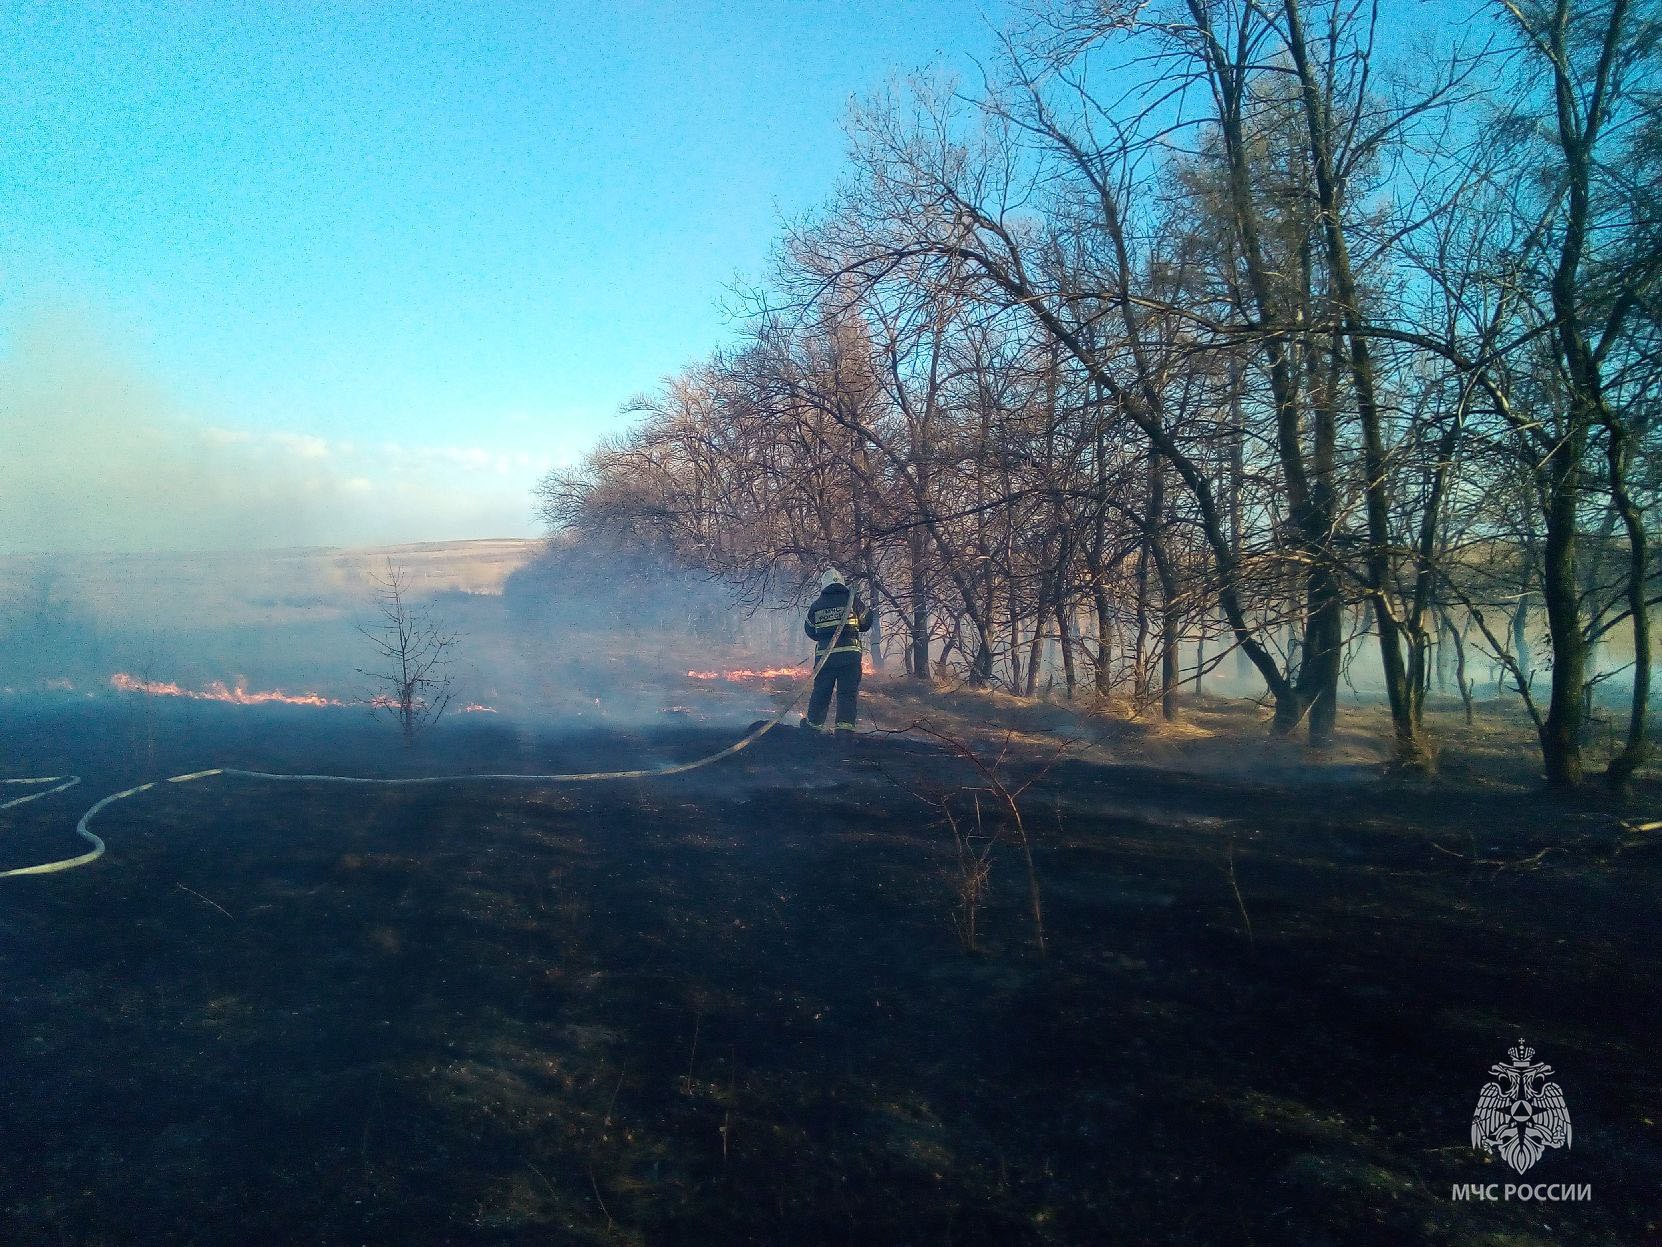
left=1, top=610, right=852, bottom=881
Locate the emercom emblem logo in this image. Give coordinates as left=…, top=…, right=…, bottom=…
left=1471, top=1038, right=1572, bottom=1175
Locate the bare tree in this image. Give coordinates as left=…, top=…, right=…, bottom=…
left=1493, top=0, right=1661, bottom=789
left=357, top=560, right=458, bottom=747
left=532, top=0, right=1657, bottom=787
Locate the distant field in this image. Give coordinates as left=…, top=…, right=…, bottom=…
left=0, top=538, right=544, bottom=629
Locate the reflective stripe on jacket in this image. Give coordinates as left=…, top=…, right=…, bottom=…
left=804, top=585, right=873, bottom=656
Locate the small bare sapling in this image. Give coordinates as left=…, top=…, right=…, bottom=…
left=357, top=560, right=459, bottom=746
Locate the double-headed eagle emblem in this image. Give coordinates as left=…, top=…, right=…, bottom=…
left=1471, top=1039, right=1572, bottom=1174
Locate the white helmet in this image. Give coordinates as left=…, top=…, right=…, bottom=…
left=820, top=568, right=845, bottom=590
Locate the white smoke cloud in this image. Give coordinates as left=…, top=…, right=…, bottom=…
left=0, top=311, right=555, bottom=554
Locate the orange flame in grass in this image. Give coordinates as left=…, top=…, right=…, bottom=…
left=687, top=667, right=801, bottom=682
left=111, top=672, right=342, bottom=707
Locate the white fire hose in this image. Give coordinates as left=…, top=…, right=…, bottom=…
left=1, top=609, right=853, bottom=880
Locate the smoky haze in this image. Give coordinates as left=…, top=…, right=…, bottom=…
left=0, top=310, right=543, bottom=556
left=0, top=531, right=796, bottom=728
left=0, top=302, right=807, bottom=726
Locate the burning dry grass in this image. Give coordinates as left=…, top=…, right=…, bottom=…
left=106, top=672, right=498, bottom=715
left=30, top=647, right=1593, bottom=798
left=685, top=667, right=802, bottom=683
left=112, top=672, right=342, bottom=707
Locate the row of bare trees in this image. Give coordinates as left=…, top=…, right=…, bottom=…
left=541, top=0, right=1660, bottom=790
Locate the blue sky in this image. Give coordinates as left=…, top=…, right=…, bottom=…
left=0, top=1, right=1008, bottom=550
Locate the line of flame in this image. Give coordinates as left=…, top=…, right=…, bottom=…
left=111, top=672, right=342, bottom=707
left=687, top=667, right=801, bottom=682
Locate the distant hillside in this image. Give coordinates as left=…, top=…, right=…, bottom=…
left=0, top=538, right=543, bottom=630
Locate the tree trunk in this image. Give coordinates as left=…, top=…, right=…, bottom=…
left=1442, top=609, right=1477, bottom=726
left=1093, top=581, right=1114, bottom=695
left=1604, top=428, right=1651, bottom=792
left=1133, top=548, right=1151, bottom=705
left=1148, top=461, right=1180, bottom=722
left=1512, top=587, right=1533, bottom=676
left=1298, top=576, right=1343, bottom=747
left=1539, top=450, right=1587, bottom=787
left=1025, top=620, right=1044, bottom=698
left=1055, top=603, right=1077, bottom=698
left=1160, top=600, right=1180, bottom=721
left=1282, top=0, right=1428, bottom=769
left=1434, top=621, right=1451, bottom=694
left=909, top=529, right=931, bottom=683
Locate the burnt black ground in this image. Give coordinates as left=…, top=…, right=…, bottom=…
left=1, top=694, right=1658, bottom=1246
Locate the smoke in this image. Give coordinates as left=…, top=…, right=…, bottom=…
left=0, top=314, right=817, bottom=723
left=0, top=310, right=546, bottom=555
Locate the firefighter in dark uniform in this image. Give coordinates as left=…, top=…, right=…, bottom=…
left=801, top=571, right=874, bottom=733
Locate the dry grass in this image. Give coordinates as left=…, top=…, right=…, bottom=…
left=855, top=675, right=1659, bottom=793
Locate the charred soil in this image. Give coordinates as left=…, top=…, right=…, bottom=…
left=1, top=693, right=1657, bottom=1245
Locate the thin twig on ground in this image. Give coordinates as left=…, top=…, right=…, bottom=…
left=681, top=1011, right=702, bottom=1093
left=1226, top=836, right=1254, bottom=946
left=603, top=1073, right=624, bottom=1127
left=174, top=881, right=232, bottom=918
left=1430, top=842, right=1564, bottom=871
left=586, top=1165, right=614, bottom=1231
left=527, top=1161, right=556, bottom=1198
left=895, top=719, right=1073, bottom=956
